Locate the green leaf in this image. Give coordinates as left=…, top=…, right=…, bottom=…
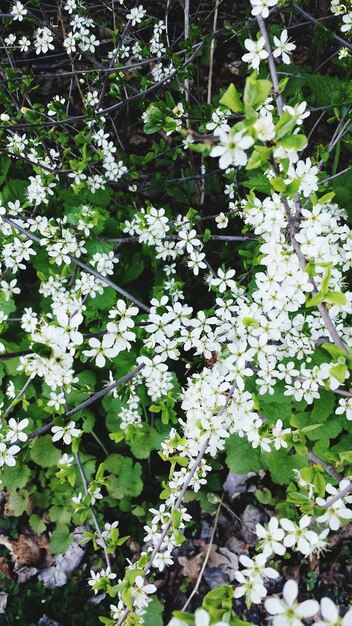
left=241, top=174, right=272, bottom=194
left=255, top=487, right=275, bottom=505
left=105, top=456, right=143, bottom=499
left=203, top=585, right=234, bottom=612
left=225, top=434, right=263, bottom=474
left=321, top=265, right=332, bottom=295
left=126, top=424, right=169, bottom=459
left=246, top=146, right=272, bottom=170
left=275, top=111, right=298, bottom=140
left=29, top=514, right=46, bottom=534
left=265, top=449, right=307, bottom=485
left=270, top=177, right=286, bottom=192
left=49, top=505, right=72, bottom=526
left=325, top=291, right=347, bottom=306
left=321, top=342, right=346, bottom=360
left=311, top=390, right=336, bottom=422
left=29, top=435, right=61, bottom=468
left=330, top=363, right=347, bottom=383
left=278, top=134, right=307, bottom=150
left=163, top=116, right=177, bottom=133
left=143, top=106, right=163, bottom=134
left=319, top=191, right=335, bottom=204
left=244, top=73, right=272, bottom=112
left=8, top=490, right=30, bottom=516
left=144, top=599, right=164, bottom=626
left=50, top=524, right=73, bottom=555
left=306, top=292, right=324, bottom=307
left=1, top=464, right=31, bottom=491
left=220, top=83, right=243, bottom=113
left=284, top=179, right=301, bottom=198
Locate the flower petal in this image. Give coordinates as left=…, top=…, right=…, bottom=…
left=283, top=579, right=298, bottom=606
left=297, top=599, right=319, bottom=618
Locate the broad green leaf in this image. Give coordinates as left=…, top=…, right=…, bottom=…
left=265, top=449, right=307, bottom=485
left=50, top=524, right=73, bottom=555
left=29, top=435, right=61, bottom=468
left=8, top=490, right=30, bottom=516
left=220, top=83, right=243, bottom=112
left=1, top=464, right=31, bottom=491
left=244, top=73, right=272, bottom=112
left=29, top=514, right=46, bottom=534
left=144, top=599, right=164, bottom=626
left=278, top=134, right=307, bottom=150
left=321, top=342, right=346, bottom=360
left=225, top=434, right=263, bottom=473
left=270, top=177, right=286, bottom=192
left=330, top=363, right=347, bottom=383
left=325, top=291, right=347, bottom=306
left=49, top=505, right=72, bottom=525
left=106, top=456, right=143, bottom=499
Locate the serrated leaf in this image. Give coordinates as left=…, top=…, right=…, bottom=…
left=106, top=456, right=143, bottom=499
left=29, top=513, right=46, bottom=534
left=265, top=449, right=307, bottom=485
left=50, top=524, right=73, bottom=555
left=29, top=435, right=61, bottom=468
left=49, top=505, right=72, bottom=525
left=225, top=434, right=263, bottom=473
left=1, top=463, right=31, bottom=491
left=144, top=599, right=164, bottom=626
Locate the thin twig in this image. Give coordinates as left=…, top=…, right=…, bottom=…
left=12, top=364, right=144, bottom=446
left=75, top=451, right=111, bottom=569
left=292, top=3, right=352, bottom=52
left=115, top=380, right=237, bottom=626
left=2, top=216, right=150, bottom=312
left=181, top=496, right=222, bottom=611
left=257, top=18, right=348, bottom=354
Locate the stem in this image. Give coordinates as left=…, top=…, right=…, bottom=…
left=13, top=364, right=144, bottom=447
left=257, top=19, right=348, bottom=354
left=3, top=216, right=150, bottom=313
left=257, top=15, right=283, bottom=115
left=115, top=380, right=237, bottom=626
left=3, top=376, right=34, bottom=420
left=75, top=451, right=111, bottom=569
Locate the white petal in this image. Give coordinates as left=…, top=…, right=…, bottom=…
left=283, top=579, right=298, bottom=606
left=195, top=609, right=210, bottom=626
left=265, top=598, right=285, bottom=615
left=297, top=599, right=319, bottom=618
left=320, top=597, right=339, bottom=621
left=343, top=607, right=352, bottom=625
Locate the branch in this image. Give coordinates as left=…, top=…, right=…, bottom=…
left=257, top=15, right=283, bottom=115
left=292, top=3, right=352, bottom=52
left=13, top=364, right=144, bottom=446
left=257, top=18, right=348, bottom=354
left=75, top=451, right=111, bottom=569
left=322, top=481, right=352, bottom=508
left=2, top=216, right=150, bottom=312
left=115, top=380, right=238, bottom=626
left=0, top=43, right=203, bottom=130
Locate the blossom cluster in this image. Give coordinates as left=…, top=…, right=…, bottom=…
left=1, top=1, right=352, bottom=625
